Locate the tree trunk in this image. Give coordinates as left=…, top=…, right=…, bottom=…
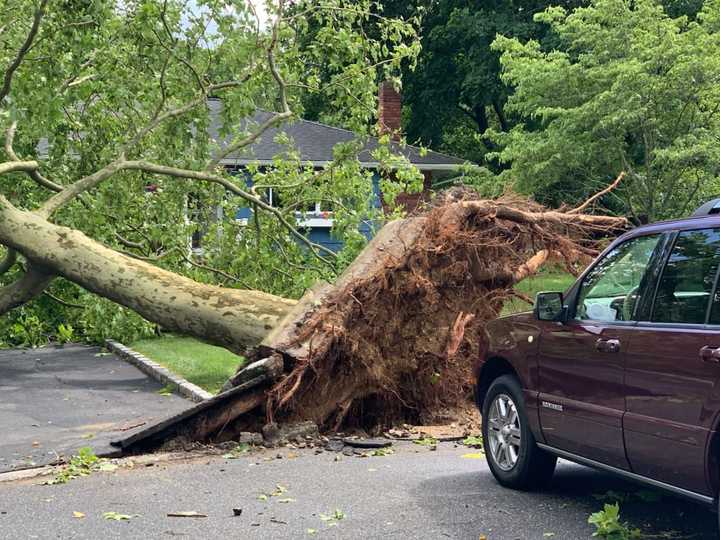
left=0, top=196, right=296, bottom=352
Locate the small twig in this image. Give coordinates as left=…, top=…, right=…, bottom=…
left=4, top=121, right=63, bottom=191
left=180, top=252, right=252, bottom=288
left=114, top=233, right=146, bottom=251
left=42, top=290, right=84, bottom=309
left=509, top=290, right=533, bottom=305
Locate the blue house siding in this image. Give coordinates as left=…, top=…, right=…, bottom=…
left=306, top=228, right=344, bottom=252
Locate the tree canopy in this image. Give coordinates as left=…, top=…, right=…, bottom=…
left=0, top=0, right=422, bottom=347
left=490, top=0, right=720, bottom=221
left=401, top=0, right=585, bottom=164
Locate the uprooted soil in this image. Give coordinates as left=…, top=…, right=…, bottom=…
left=255, top=189, right=627, bottom=432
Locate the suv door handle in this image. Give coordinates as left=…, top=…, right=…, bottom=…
left=699, top=346, right=720, bottom=363
left=596, top=338, right=621, bottom=353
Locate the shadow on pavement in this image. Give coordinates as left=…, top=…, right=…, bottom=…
left=412, top=460, right=717, bottom=540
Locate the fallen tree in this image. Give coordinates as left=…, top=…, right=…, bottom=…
left=0, top=195, right=297, bottom=352
left=0, top=1, right=628, bottom=439
left=1, top=171, right=626, bottom=436
left=109, top=187, right=628, bottom=450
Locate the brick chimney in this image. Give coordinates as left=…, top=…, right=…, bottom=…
left=378, top=81, right=402, bottom=140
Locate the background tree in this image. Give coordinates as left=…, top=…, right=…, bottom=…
left=0, top=0, right=421, bottom=348
left=490, top=0, right=720, bottom=222
left=401, top=0, right=586, bottom=165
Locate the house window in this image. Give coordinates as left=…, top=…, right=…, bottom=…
left=263, top=187, right=334, bottom=228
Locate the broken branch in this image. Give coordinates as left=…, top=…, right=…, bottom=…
left=569, top=171, right=626, bottom=214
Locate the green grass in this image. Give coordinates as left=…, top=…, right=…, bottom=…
left=501, top=269, right=576, bottom=316
left=129, top=336, right=244, bottom=394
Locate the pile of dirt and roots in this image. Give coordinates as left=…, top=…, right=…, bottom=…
left=257, top=188, right=627, bottom=433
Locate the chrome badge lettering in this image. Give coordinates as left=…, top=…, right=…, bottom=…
left=542, top=401, right=563, bottom=412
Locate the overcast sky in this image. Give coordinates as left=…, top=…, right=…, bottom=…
left=184, top=0, right=271, bottom=33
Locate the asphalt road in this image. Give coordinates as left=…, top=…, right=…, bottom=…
left=0, top=442, right=716, bottom=539
left=0, top=345, right=191, bottom=472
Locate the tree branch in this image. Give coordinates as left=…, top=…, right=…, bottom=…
left=121, top=80, right=246, bottom=157
left=114, top=232, right=146, bottom=251
left=0, top=0, right=48, bottom=102
left=512, top=249, right=549, bottom=285
left=180, top=251, right=252, bottom=288
left=42, top=290, right=84, bottom=309
left=0, top=159, right=39, bottom=175
left=41, top=159, right=338, bottom=265
left=4, top=121, right=63, bottom=191
left=125, top=161, right=338, bottom=264
left=205, top=4, right=292, bottom=171
left=206, top=110, right=292, bottom=171
left=568, top=171, right=625, bottom=214
left=0, top=264, right=54, bottom=315
left=40, top=159, right=125, bottom=216
left=0, top=247, right=17, bottom=275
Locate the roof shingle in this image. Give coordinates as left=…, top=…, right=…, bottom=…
left=208, top=100, right=465, bottom=170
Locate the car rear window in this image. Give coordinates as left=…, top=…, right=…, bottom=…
left=652, top=228, right=720, bottom=325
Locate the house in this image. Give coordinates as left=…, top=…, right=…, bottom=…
left=209, top=83, right=466, bottom=252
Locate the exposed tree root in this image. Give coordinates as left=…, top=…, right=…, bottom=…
left=228, top=188, right=628, bottom=432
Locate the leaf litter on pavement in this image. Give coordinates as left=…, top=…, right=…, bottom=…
left=103, top=511, right=138, bottom=521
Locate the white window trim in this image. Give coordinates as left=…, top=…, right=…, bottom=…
left=296, top=216, right=334, bottom=228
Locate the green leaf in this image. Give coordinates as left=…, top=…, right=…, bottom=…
left=103, top=511, right=137, bottom=521
left=462, top=435, right=483, bottom=448
left=222, top=443, right=250, bottom=459
left=413, top=437, right=438, bottom=447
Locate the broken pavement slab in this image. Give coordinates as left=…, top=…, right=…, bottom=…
left=342, top=438, right=392, bottom=449
left=110, top=358, right=286, bottom=452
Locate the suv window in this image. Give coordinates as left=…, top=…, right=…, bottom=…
left=652, top=228, right=720, bottom=325
left=576, top=235, right=661, bottom=322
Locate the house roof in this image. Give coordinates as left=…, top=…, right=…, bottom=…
left=208, top=100, right=466, bottom=172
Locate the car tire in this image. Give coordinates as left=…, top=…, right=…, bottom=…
left=482, top=374, right=557, bottom=490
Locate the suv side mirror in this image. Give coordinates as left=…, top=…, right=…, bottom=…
left=535, top=292, right=566, bottom=322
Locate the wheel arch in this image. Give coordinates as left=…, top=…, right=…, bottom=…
left=475, top=356, right=519, bottom=410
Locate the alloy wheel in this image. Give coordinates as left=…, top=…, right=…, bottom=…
left=487, top=393, right=522, bottom=471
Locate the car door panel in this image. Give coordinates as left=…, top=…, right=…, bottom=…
left=621, top=227, right=720, bottom=496
left=537, top=233, right=663, bottom=470
left=538, top=321, right=631, bottom=469
left=624, top=325, right=720, bottom=495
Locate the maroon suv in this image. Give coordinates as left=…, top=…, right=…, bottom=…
left=476, top=203, right=720, bottom=527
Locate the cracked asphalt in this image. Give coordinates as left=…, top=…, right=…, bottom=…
left=0, top=441, right=716, bottom=539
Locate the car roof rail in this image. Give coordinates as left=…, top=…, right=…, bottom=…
left=692, top=198, right=720, bottom=217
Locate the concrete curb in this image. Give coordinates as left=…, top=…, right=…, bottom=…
left=0, top=465, right=55, bottom=483
left=105, top=340, right=213, bottom=403
left=0, top=451, right=219, bottom=484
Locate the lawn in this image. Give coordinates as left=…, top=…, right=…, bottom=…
left=501, top=269, right=576, bottom=316
left=130, top=336, right=244, bottom=394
